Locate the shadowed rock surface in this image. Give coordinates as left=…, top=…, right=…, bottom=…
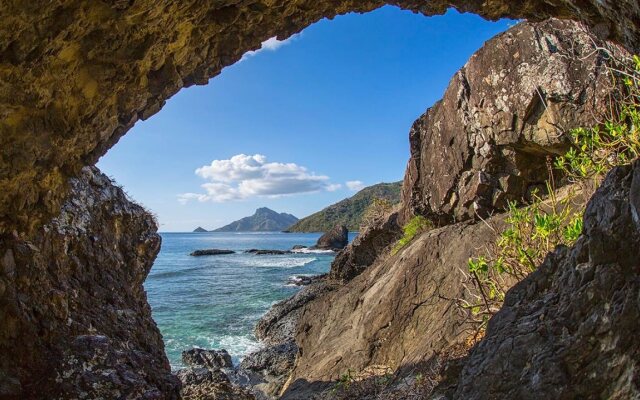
left=182, top=348, right=233, bottom=370
left=0, top=167, right=179, bottom=399
left=330, top=209, right=402, bottom=282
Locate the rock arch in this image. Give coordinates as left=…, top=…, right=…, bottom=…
left=0, top=0, right=638, bottom=234
left=0, top=1, right=639, bottom=398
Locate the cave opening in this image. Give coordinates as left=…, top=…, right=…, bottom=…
left=95, top=6, right=513, bottom=369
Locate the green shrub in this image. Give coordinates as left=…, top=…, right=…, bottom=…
left=392, top=215, right=433, bottom=254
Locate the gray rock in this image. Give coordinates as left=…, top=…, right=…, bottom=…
left=182, top=348, right=233, bottom=369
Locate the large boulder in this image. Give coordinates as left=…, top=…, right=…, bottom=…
left=402, top=18, right=625, bottom=224
left=314, top=224, right=349, bottom=250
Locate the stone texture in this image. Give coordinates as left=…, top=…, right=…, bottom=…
left=330, top=209, right=402, bottom=282
left=283, top=215, right=503, bottom=399
left=402, top=18, right=626, bottom=224
left=182, top=348, right=233, bottom=370
left=435, top=162, right=640, bottom=400
left=0, top=167, right=178, bottom=399
left=1, top=1, right=639, bottom=236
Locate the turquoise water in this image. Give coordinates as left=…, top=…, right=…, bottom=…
left=144, top=232, right=354, bottom=369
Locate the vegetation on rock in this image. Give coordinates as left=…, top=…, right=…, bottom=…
left=465, top=51, right=640, bottom=327
left=391, top=215, right=433, bottom=255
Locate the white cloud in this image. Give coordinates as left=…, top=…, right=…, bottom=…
left=240, top=34, right=299, bottom=61
left=346, top=180, right=365, bottom=191
left=179, top=154, right=338, bottom=203
left=326, top=183, right=342, bottom=192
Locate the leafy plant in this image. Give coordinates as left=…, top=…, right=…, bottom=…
left=392, top=215, right=433, bottom=254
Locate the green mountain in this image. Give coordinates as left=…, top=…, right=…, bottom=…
left=286, top=182, right=402, bottom=232
left=213, top=207, right=299, bottom=232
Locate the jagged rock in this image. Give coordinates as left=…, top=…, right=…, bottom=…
left=330, top=209, right=402, bottom=282
left=402, top=18, right=626, bottom=224
left=190, top=249, right=236, bottom=256
left=0, top=167, right=179, bottom=399
left=182, top=348, right=233, bottom=370
left=436, top=162, right=640, bottom=400
left=314, top=225, right=349, bottom=250
left=176, top=367, right=230, bottom=386
left=245, top=249, right=292, bottom=255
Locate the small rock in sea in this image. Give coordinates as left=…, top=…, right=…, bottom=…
left=291, top=245, right=307, bottom=250
left=314, top=224, right=349, bottom=250
left=190, top=249, right=235, bottom=256
left=286, top=275, right=321, bottom=286
left=182, top=348, right=233, bottom=369
left=244, top=249, right=292, bottom=255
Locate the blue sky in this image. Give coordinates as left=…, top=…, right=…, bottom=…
left=98, top=6, right=514, bottom=232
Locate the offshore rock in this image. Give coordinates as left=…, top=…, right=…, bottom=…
left=190, top=249, right=235, bottom=256
left=402, top=19, right=626, bottom=224
left=314, top=224, right=348, bottom=250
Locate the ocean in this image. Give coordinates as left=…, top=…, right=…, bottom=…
left=144, top=231, right=355, bottom=369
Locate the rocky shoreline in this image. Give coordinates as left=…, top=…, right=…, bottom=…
left=177, top=274, right=334, bottom=399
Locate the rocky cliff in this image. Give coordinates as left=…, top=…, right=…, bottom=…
left=0, top=167, right=178, bottom=398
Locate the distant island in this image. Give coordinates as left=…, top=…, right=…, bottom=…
left=193, top=226, right=208, bottom=233
left=206, top=207, right=299, bottom=232
left=286, top=182, right=402, bottom=232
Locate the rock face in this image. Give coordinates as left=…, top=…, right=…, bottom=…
left=314, top=224, right=349, bottom=250
left=178, top=348, right=254, bottom=400
left=434, top=162, right=640, bottom=400
left=1, top=0, right=638, bottom=237
left=283, top=215, right=503, bottom=398
left=329, top=209, right=402, bottom=282
left=402, top=18, right=623, bottom=224
left=0, top=167, right=178, bottom=399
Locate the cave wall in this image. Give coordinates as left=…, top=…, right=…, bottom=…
left=1, top=0, right=639, bottom=235
left=1, top=1, right=639, bottom=399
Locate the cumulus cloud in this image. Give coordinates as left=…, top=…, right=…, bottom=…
left=240, top=35, right=298, bottom=61
left=179, top=154, right=339, bottom=203
left=346, top=180, right=365, bottom=191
